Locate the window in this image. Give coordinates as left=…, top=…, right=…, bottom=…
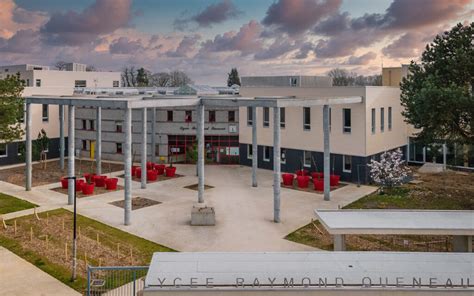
left=388, top=107, right=392, bottom=131
left=343, top=155, right=352, bottom=173
left=82, top=120, right=87, bottom=130
left=89, top=120, right=95, bottom=131
left=343, top=108, right=351, bottom=133
left=82, top=140, right=87, bottom=150
left=281, top=148, right=286, bottom=164
left=263, top=146, right=271, bottom=162
left=280, top=108, right=286, bottom=128
left=19, top=104, right=24, bottom=123
left=246, top=107, right=253, bottom=126
left=303, top=150, right=311, bottom=167
left=209, top=110, right=216, bottom=123
left=263, top=107, right=269, bottom=127
left=185, top=111, right=192, bottom=122
left=167, top=110, right=173, bottom=122
left=247, top=144, right=253, bottom=159
left=113, top=80, right=120, bottom=87
left=380, top=107, right=385, bottom=132
left=35, top=79, right=41, bottom=87
left=371, top=108, right=376, bottom=134
left=303, top=107, right=311, bottom=130
left=26, top=79, right=30, bottom=86
left=290, top=77, right=298, bottom=87
left=42, top=104, right=48, bottom=122
left=115, top=121, right=122, bottom=132
left=116, top=143, right=123, bottom=154
left=0, top=144, right=7, bottom=157
left=228, top=110, right=235, bottom=122
left=74, top=80, right=87, bottom=87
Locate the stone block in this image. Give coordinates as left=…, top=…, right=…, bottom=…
left=191, top=205, right=215, bottom=226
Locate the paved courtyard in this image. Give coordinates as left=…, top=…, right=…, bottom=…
left=0, top=164, right=376, bottom=252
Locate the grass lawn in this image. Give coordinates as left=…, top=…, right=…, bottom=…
left=0, top=208, right=175, bottom=293
left=0, top=193, right=37, bottom=215
left=286, top=170, right=474, bottom=251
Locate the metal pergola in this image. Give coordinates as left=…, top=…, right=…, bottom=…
left=24, top=95, right=362, bottom=225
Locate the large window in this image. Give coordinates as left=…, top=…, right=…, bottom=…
left=167, top=110, right=173, bottom=122
left=247, top=144, right=253, bottom=159
left=343, top=108, right=351, bottom=133
left=263, top=146, right=271, bottom=162
left=42, top=104, right=48, bottom=122
left=185, top=110, right=192, bottom=123
left=228, top=110, right=235, bottom=122
left=209, top=110, right=216, bottom=123
left=371, top=108, right=376, bottom=134
left=303, top=107, right=311, bottom=131
left=0, top=144, right=7, bottom=157
left=380, top=107, right=385, bottom=132
left=304, top=150, right=311, bottom=167
left=263, top=107, right=269, bottom=127
left=247, top=107, right=253, bottom=126
left=74, top=80, right=87, bottom=87
left=388, top=107, right=392, bottom=131
left=280, top=108, right=286, bottom=128
left=82, top=140, right=87, bottom=150
left=343, top=155, right=352, bottom=173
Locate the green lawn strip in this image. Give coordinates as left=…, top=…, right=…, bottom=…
left=0, top=234, right=87, bottom=291
left=0, top=192, right=37, bottom=214
left=0, top=208, right=176, bottom=293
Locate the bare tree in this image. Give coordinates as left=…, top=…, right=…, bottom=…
left=86, top=65, right=97, bottom=72
left=328, top=68, right=381, bottom=86
left=150, top=72, right=171, bottom=87
left=121, top=66, right=137, bottom=87
left=168, top=70, right=193, bottom=87
left=54, top=61, right=67, bottom=71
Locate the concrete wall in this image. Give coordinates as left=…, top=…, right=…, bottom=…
left=241, top=76, right=332, bottom=88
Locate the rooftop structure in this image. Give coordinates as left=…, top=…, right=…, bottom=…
left=241, top=75, right=332, bottom=88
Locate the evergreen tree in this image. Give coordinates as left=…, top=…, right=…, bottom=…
left=400, top=23, right=474, bottom=144
left=136, top=67, right=149, bottom=87
left=0, top=74, right=24, bottom=143
left=227, top=68, right=241, bottom=87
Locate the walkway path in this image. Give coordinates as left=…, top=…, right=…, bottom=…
left=0, top=247, right=80, bottom=296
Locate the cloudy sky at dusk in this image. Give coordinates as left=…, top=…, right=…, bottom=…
left=0, top=0, right=472, bottom=85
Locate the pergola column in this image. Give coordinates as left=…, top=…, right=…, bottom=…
left=252, top=106, right=258, bottom=187
left=59, top=105, right=65, bottom=170
left=67, top=105, right=75, bottom=205
left=25, top=103, right=32, bottom=191
left=151, top=108, right=156, bottom=163
left=442, top=143, right=447, bottom=170
left=96, top=107, right=102, bottom=175
left=197, top=103, right=205, bottom=203
left=273, top=107, right=281, bottom=223
left=124, top=108, right=132, bottom=225
left=323, top=105, right=330, bottom=201
left=141, top=108, right=147, bottom=189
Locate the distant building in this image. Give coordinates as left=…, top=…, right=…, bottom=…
left=0, top=63, right=121, bottom=166
left=241, top=75, right=332, bottom=88
left=173, top=84, right=219, bottom=96
left=382, top=65, right=409, bottom=86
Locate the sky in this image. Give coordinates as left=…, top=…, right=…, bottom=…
left=0, top=0, right=472, bottom=85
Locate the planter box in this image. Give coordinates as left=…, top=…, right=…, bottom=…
left=295, top=169, right=309, bottom=176
left=297, top=175, right=310, bottom=188
left=313, top=179, right=324, bottom=191
left=105, top=178, right=118, bottom=190
left=60, top=177, right=68, bottom=189
left=82, top=183, right=95, bottom=195
left=154, top=164, right=166, bottom=175
left=165, top=167, right=176, bottom=177
left=147, top=170, right=158, bottom=181
left=311, top=172, right=324, bottom=180
left=281, top=173, right=294, bottom=186
left=330, top=175, right=340, bottom=186
left=94, top=175, right=107, bottom=187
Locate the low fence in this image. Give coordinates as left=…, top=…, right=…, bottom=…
left=87, top=266, right=149, bottom=296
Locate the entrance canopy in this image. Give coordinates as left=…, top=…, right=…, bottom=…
left=24, top=94, right=362, bottom=225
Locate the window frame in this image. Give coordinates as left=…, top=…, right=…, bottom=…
left=303, top=150, right=311, bottom=167
left=116, top=143, right=123, bottom=154
left=89, top=119, right=95, bottom=131
left=228, top=110, right=235, bottom=122
left=371, top=108, right=376, bottom=134
left=303, top=107, right=311, bottom=131
left=35, top=79, right=41, bottom=87
left=42, top=104, right=49, bottom=122
left=281, top=148, right=287, bottom=164
left=208, top=110, right=216, bottom=123
left=263, top=146, right=271, bottom=162
left=247, top=144, right=253, bottom=159
left=343, top=155, right=352, bottom=173
left=280, top=107, right=286, bottom=128
left=263, top=107, right=270, bottom=128
left=74, top=80, right=87, bottom=88
left=167, top=110, right=173, bottom=122
left=115, top=121, right=123, bottom=133
left=0, top=143, right=7, bottom=158
left=82, top=140, right=87, bottom=150
left=246, top=107, right=253, bottom=126
left=388, top=107, right=392, bottom=131
left=380, top=107, right=385, bottom=133
left=343, top=108, right=351, bottom=134
left=82, top=119, right=87, bottom=130
left=113, top=80, right=120, bottom=87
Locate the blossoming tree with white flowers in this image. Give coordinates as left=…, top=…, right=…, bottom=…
left=368, top=149, right=410, bottom=193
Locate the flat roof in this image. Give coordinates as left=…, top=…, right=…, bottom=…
left=314, top=209, right=474, bottom=235
left=144, top=252, right=473, bottom=291
left=25, top=95, right=363, bottom=109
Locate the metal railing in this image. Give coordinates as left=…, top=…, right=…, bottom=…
left=87, top=266, right=149, bottom=296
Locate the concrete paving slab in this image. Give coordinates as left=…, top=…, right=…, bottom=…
left=0, top=246, right=80, bottom=296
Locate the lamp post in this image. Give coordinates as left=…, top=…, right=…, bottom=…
left=65, top=176, right=77, bottom=281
